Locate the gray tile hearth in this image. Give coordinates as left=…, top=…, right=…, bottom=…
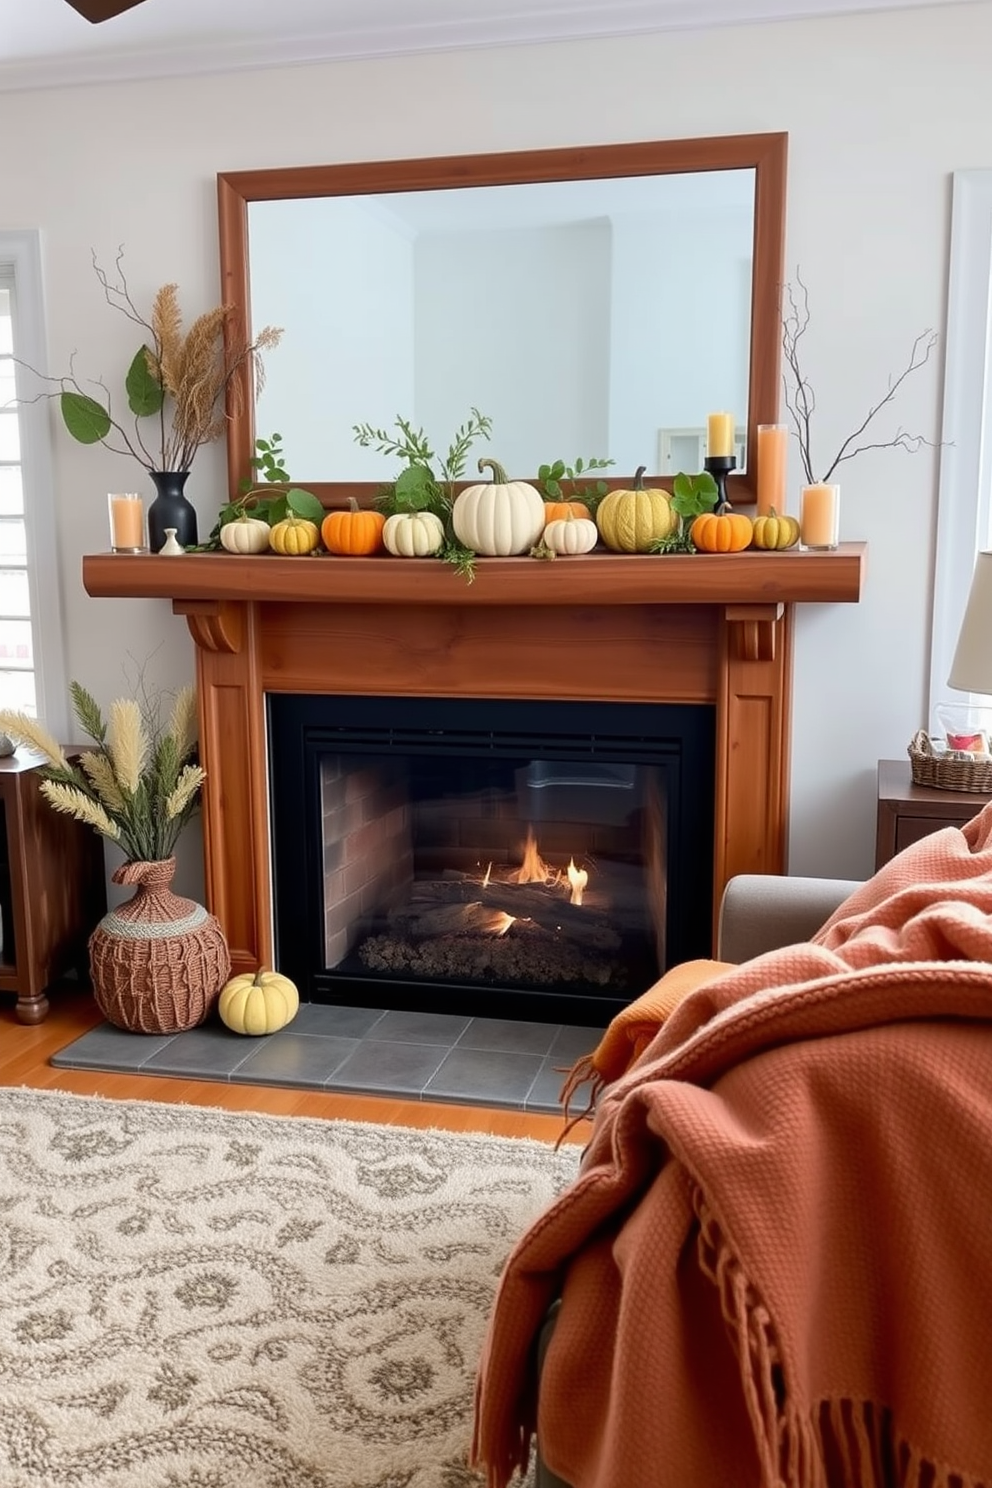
left=51, top=1003, right=605, bottom=1115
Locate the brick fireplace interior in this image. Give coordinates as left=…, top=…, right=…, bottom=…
left=268, top=693, right=714, bottom=1026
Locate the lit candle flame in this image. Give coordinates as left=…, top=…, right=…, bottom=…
left=567, top=858, right=588, bottom=906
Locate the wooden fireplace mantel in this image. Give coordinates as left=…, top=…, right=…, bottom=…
left=83, top=544, right=867, bottom=975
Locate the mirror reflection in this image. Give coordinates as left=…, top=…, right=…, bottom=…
left=247, top=168, right=755, bottom=482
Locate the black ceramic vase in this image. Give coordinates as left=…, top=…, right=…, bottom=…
left=147, top=471, right=198, bottom=553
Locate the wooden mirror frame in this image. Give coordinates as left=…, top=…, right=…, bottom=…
left=217, top=131, right=787, bottom=508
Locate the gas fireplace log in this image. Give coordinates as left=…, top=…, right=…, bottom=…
left=400, top=879, right=621, bottom=948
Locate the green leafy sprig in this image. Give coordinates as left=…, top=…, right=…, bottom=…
left=193, top=433, right=324, bottom=551
left=650, top=470, right=718, bottom=554
left=354, top=408, right=493, bottom=521
left=537, top=456, right=615, bottom=514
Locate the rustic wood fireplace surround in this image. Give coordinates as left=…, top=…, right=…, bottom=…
left=82, top=131, right=867, bottom=981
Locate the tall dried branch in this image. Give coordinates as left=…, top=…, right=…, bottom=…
left=782, top=268, right=937, bottom=485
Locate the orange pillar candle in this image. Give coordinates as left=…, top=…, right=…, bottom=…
left=707, top=412, right=735, bottom=458
left=108, top=493, right=145, bottom=552
left=756, top=424, right=788, bottom=518
left=800, top=483, right=840, bottom=549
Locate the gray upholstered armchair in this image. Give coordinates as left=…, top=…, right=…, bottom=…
left=534, top=872, right=864, bottom=1488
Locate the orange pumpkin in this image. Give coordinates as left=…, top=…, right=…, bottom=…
left=321, top=497, right=386, bottom=556
left=543, top=500, right=590, bottom=526
left=690, top=501, right=753, bottom=553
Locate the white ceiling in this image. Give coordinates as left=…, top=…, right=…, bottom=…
left=0, top=0, right=980, bottom=92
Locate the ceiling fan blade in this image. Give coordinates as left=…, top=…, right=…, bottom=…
left=64, top=0, right=147, bottom=21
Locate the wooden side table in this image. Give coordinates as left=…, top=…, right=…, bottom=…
left=875, top=759, right=992, bottom=870
left=0, top=751, right=107, bottom=1023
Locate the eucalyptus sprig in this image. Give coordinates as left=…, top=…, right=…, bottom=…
left=537, top=456, right=615, bottom=514
left=649, top=470, right=718, bottom=554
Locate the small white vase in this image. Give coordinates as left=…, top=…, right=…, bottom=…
left=159, top=528, right=185, bottom=556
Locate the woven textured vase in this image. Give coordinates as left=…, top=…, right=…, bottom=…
left=89, top=858, right=231, bottom=1034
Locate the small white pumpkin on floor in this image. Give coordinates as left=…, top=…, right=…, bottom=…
left=218, top=967, right=299, bottom=1035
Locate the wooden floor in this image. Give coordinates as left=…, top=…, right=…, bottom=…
left=0, top=986, right=588, bottom=1145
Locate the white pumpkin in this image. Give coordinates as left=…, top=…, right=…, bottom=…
left=382, top=510, right=445, bottom=558
left=452, top=458, right=546, bottom=556
left=219, top=513, right=271, bottom=554
left=542, top=512, right=599, bottom=555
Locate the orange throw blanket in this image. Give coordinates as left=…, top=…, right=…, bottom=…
left=473, top=807, right=992, bottom=1488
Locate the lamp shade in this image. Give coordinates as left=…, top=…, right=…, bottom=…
left=949, top=551, right=992, bottom=693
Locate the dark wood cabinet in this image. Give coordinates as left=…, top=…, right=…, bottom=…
left=875, top=759, right=992, bottom=869
left=0, top=752, right=107, bottom=1023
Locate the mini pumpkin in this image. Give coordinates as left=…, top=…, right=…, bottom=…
left=596, top=467, right=675, bottom=553
left=219, top=513, right=271, bottom=554
left=452, top=458, right=546, bottom=556
left=218, top=967, right=300, bottom=1036
left=382, top=510, right=445, bottom=558
left=751, top=507, right=801, bottom=551
left=322, top=497, right=386, bottom=556
left=542, top=511, right=599, bottom=555
left=269, top=513, right=320, bottom=556
left=690, top=501, right=754, bottom=553
left=543, top=500, right=590, bottom=526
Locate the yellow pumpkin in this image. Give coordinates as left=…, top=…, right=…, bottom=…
left=751, top=507, right=800, bottom=551
left=690, top=502, right=753, bottom=553
left=596, top=466, right=675, bottom=553
left=269, top=513, right=320, bottom=556
left=218, top=967, right=299, bottom=1036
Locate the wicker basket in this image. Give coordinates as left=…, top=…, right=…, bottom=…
left=88, top=858, right=231, bottom=1034
left=907, top=729, right=992, bottom=793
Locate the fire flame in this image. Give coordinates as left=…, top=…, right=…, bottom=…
left=494, top=913, right=516, bottom=937
left=513, top=827, right=553, bottom=884
left=567, top=859, right=588, bottom=906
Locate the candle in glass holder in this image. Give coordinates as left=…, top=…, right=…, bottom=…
left=756, top=423, right=788, bottom=517
left=800, top=483, right=840, bottom=550
left=707, top=412, right=735, bottom=458
left=108, top=493, right=146, bottom=552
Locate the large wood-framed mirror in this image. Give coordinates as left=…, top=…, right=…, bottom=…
left=217, top=132, right=787, bottom=507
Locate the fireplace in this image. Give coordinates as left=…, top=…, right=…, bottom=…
left=81, top=545, right=866, bottom=988
left=269, top=693, right=714, bottom=1023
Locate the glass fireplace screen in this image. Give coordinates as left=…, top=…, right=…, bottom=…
left=269, top=695, right=714, bottom=1026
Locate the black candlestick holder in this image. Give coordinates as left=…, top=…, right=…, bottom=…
left=703, top=454, right=737, bottom=510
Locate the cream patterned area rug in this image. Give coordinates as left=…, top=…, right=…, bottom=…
left=0, top=1087, right=580, bottom=1488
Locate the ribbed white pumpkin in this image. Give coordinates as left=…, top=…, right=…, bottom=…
left=542, top=512, right=599, bottom=555
left=218, top=968, right=299, bottom=1035
left=219, top=514, right=271, bottom=554
left=452, top=458, right=546, bottom=556
left=382, top=510, right=445, bottom=558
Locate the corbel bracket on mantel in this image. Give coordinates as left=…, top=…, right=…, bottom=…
left=173, top=599, right=244, bottom=654
left=725, top=603, right=785, bottom=662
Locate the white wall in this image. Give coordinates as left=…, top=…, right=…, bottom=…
left=414, top=220, right=611, bottom=473
left=251, top=197, right=415, bottom=477
left=0, top=0, right=984, bottom=889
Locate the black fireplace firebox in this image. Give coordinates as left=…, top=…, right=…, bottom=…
left=268, top=694, right=714, bottom=1026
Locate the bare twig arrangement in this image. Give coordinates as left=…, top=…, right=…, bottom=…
left=18, top=249, right=282, bottom=474
left=782, top=269, right=937, bottom=484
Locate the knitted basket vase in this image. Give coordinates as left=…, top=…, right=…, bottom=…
left=88, top=858, right=231, bottom=1034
